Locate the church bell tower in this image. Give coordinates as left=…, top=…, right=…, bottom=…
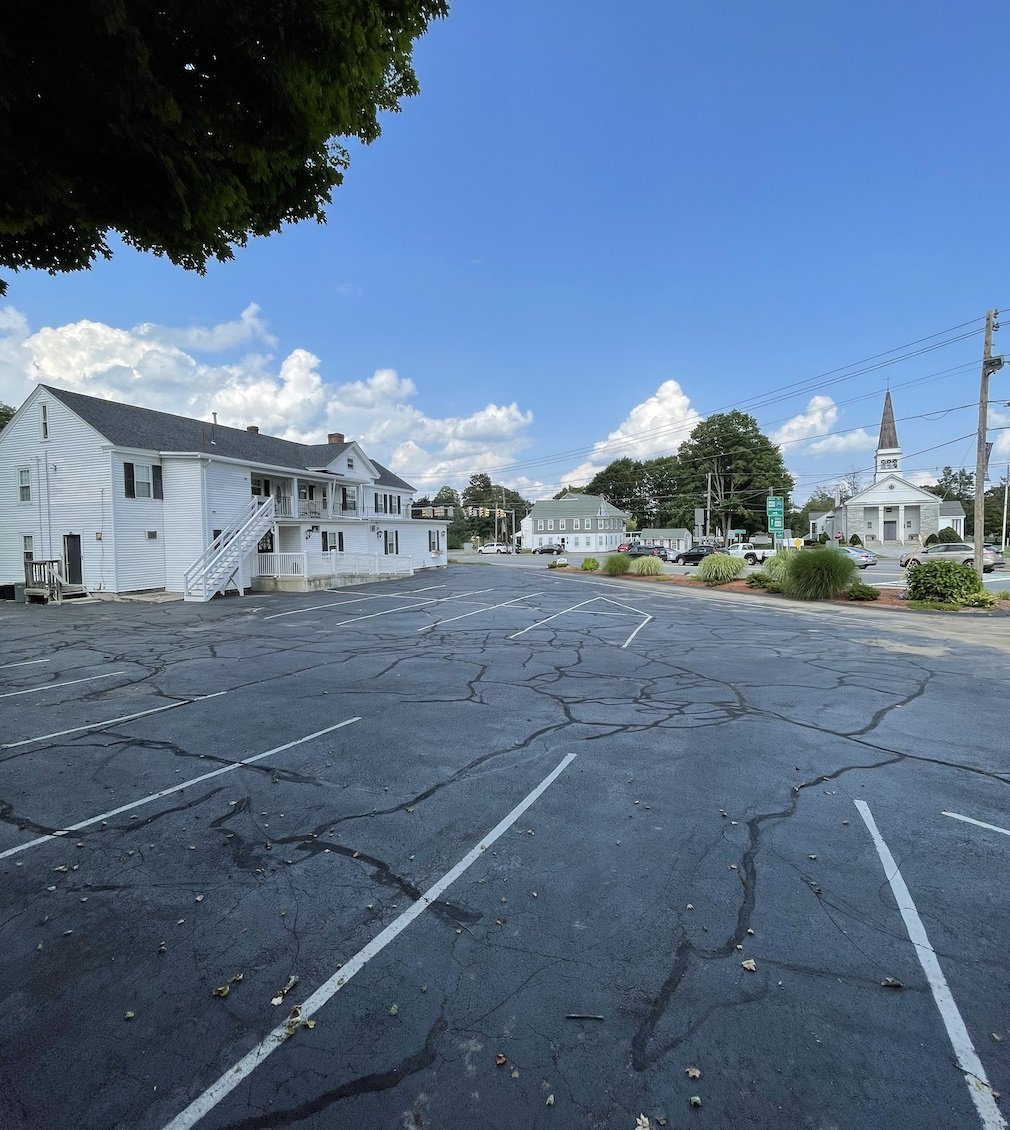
left=874, top=390, right=901, bottom=482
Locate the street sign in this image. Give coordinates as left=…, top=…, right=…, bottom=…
left=766, top=496, right=784, bottom=534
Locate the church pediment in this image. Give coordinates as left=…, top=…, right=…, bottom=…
left=844, top=475, right=940, bottom=506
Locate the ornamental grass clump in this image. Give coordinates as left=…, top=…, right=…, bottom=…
left=905, top=560, right=982, bottom=605
left=602, top=553, right=630, bottom=576
left=697, top=553, right=746, bottom=586
left=781, top=547, right=856, bottom=600
left=581, top=557, right=599, bottom=572
left=630, top=554, right=663, bottom=576
left=763, top=551, right=790, bottom=583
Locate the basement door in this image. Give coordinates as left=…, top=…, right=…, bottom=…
left=63, top=534, right=82, bottom=585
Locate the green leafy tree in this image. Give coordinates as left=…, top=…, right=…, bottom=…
left=670, top=412, right=794, bottom=538
left=0, top=403, right=14, bottom=431
left=460, top=473, right=530, bottom=543
left=0, top=2, right=448, bottom=295
left=584, top=458, right=651, bottom=524
left=432, top=485, right=469, bottom=550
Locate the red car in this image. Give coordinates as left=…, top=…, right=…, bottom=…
left=617, top=542, right=635, bottom=552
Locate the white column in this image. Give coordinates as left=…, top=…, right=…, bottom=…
left=877, top=505, right=884, bottom=543
left=898, top=504, right=905, bottom=544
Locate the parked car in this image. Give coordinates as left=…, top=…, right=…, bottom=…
left=477, top=542, right=512, bottom=554
left=674, top=545, right=720, bottom=566
left=617, top=542, right=635, bottom=553
left=838, top=546, right=878, bottom=569
left=531, top=543, right=564, bottom=555
left=724, top=542, right=774, bottom=565
left=627, top=545, right=670, bottom=561
left=899, top=542, right=1004, bottom=573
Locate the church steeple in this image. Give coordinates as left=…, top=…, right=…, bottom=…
left=874, top=390, right=901, bottom=481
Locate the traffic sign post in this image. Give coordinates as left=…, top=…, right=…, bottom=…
left=766, top=496, right=784, bottom=536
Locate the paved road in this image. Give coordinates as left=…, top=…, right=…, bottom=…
left=1, top=570, right=1007, bottom=1129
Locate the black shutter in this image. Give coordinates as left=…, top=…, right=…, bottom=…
left=124, top=462, right=135, bottom=498
left=152, top=465, right=163, bottom=500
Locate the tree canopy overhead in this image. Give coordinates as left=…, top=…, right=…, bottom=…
left=0, top=1, right=449, bottom=294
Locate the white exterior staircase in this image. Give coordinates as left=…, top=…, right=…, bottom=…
left=183, top=496, right=276, bottom=602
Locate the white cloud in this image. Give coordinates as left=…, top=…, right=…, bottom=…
left=771, top=395, right=838, bottom=448
left=807, top=429, right=876, bottom=455
left=0, top=304, right=536, bottom=483
left=561, top=379, right=701, bottom=486
left=132, top=303, right=276, bottom=352
left=771, top=395, right=875, bottom=456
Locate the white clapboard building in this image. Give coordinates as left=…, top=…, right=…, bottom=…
left=0, top=385, right=447, bottom=601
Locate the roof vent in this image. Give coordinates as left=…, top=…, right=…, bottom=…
left=246, top=425, right=259, bottom=434
left=328, top=432, right=345, bottom=444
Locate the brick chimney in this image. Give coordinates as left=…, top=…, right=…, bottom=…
left=328, top=431, right=345, bottom=444
left=246, top=425, right=259, bottom=433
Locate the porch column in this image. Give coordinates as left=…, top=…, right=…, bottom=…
left=898, top=504, right=905, bottom=544
left=877, top=505, right=884, bottom=543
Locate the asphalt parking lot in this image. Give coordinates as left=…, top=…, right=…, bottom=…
left=1, top=567, right=1008, bottom=1129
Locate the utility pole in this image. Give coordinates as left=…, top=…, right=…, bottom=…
left=705, top=472, right=712, bottom=539
left=974, top=309, right=1003, bottom=576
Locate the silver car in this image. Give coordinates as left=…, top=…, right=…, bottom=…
left=839, top=546, right=877, bottom=568
left=899, top=541, right=1004, bottom=573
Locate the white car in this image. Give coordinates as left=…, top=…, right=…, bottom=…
left=477, top=543, right=512, bottom=554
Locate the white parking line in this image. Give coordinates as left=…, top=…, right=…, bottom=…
left=160, top=751, right=577, bottom=1130
left=417, top=591, right=547, bottom=631
left=942, top=811, right=1010, bottom=838
left=0, top=692, right=227, bottom=752
left=855, top=800, right=1005, bottom=1130
left=0, top=717, right=360, bottom=862
left=508, top=595, right=652, bottom=649
left=0, top=659, right=49, bottom=670
left=0, top=671, right=126, bottom=699
left=265, top=588, right=492, bottom=623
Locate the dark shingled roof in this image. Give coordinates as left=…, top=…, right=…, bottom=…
left=44, top=385, right=414, bottom=490
left=878, top=390, right=899, bottom=450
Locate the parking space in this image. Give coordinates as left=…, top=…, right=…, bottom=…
left=1, top=567, right=1008, bottom=1128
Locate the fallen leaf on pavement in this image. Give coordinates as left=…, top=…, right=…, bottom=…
left=880, top=977, right=904, bottom=990
left=495, top=1053, right=507, bottom=1067
left=272, top=974, right=299, bottom=1005
left=741, top=959, right=757, bottom=972
left=546, top=1094, right=555, bottom=1106
left=685, top=1066, right=701, bottom=1080
left=689, top=1096, right=702, bottom=1108
left=636, top=1117, right=651, bottom=1129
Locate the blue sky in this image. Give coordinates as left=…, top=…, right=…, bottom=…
left=2, top=0, right=1010, bottom=502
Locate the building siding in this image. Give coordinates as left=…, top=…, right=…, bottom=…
left=0, top=389, right=117, bottom=590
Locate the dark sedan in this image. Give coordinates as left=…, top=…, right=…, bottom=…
left=627, top=545, right=671, bottom=561
left=673, top=545, right=720, bottom=566
left=531, top=543, right=564, bottom=555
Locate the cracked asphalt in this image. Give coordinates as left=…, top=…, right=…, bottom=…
left=0, top=567, right=1007, bottom=1130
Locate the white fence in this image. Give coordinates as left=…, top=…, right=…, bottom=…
left=256, top=551, right=415, bottom=579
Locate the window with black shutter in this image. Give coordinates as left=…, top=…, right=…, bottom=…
left=124, top=463, right=135, bottom=498
left=153, top=465, right=163, bottom=499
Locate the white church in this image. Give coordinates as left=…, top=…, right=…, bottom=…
left=810, top=392, right=965, bottom=546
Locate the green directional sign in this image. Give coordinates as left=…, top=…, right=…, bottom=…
left=766, top=496, right=784, bottom=534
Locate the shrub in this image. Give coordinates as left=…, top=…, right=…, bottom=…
left=936, top=526, right=962, bottom=543
left=961, top=590, right=996, bottom=608
left=697, top=553, right=746, bottom=585
left=817, top=532, right=830, bottom=544
left=602, top=553, right=630, bottom=576
left=547, top=558, right=567, bottom=569
left=848, top=533, right=863, bottom=546
left=904, top=560, right=981, bottom=604
left=581, top=557, right=599, bottom=572
left=847, top=581, right=880, bottom=601
left=781, top=547, right=856, bottom=600
left=923, top=532, right=939, bottom=546
left=746, top=572, right=772, bottom=588
left=630, top=555, right=663, bottom=576
left=763, top=552, right=790, bottom=582
left=995, top=590, right=1010, bottom=600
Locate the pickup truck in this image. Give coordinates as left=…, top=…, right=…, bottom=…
left=724, top=542, right=774, bottom=565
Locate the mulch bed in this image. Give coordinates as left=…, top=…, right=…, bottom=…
left=561, top=568, right=1010, bottom=614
